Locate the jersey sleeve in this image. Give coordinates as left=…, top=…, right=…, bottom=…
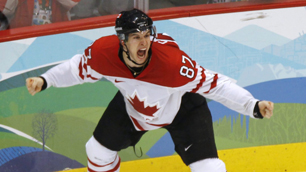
left=176, top=56, right=258, bottom=118
left=155, top=33, right=180, bottom=49
left=41, top=42, right=103, bottom=88
left=195, top=70, right=258, bottom=118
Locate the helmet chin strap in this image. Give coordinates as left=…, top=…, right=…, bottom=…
left=122, top=40, right=153, bottom=66
left=122, top=44, right=147, bottom=66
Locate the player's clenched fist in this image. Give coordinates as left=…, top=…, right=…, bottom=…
left=26, top=77, right=44, bottom=96
left=258, top=101, right=274, bottom=119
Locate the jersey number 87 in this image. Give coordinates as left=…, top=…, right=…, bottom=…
left=180, top=55, right=195, bottom=79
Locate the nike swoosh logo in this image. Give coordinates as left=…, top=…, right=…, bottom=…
left=115, top=79, right=123, bottom=83
left=185, top=144, right=192, bottom=151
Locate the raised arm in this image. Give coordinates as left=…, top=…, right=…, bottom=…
left=25, top=51, right=102, bottom=96
left=172, top=51, right=274, bottom=119
left=195, top=69, right=274, bottom=119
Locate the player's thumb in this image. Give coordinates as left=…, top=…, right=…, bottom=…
left=26, top=78, right=33, bottom=87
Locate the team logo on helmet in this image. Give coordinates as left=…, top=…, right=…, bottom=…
left=137, top=22, right=147, bottom=27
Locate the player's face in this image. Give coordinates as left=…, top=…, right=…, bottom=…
left=125, top=30, right=151, bottom=66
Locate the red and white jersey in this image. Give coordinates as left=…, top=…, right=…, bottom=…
left=42, top=33, right=258, bottom=131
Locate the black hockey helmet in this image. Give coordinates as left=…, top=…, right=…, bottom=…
left=115, top=9, right=156, bottom=41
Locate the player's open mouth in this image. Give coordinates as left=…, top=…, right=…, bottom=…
left=137, top=48, right=146, bottom=58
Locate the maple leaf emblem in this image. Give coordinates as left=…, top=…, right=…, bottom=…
left=128, top=92, right=159, bottom=117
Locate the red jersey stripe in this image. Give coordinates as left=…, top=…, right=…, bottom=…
left=78, top=56, right=99, bottom=80
left=87, top=167, right=96, bottom=172
left=204, top=74, right=218, bottom=94
left=87, top=155, right=117, bottom=167
left=146, top=122, right=170, bottom=127
left=87, top=157, right=121, bottom=172
left=130, top=116, right=146, bottom=131
left=109, top=157, right=121, bottom=172
left=78, top=57, right=85, bottom=80
left=191, top=67, right=206, bottom=93
left=86, top=74, right=99, bottom=80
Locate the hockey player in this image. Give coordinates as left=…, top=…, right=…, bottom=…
left=26, top=9, right=274, bottom=172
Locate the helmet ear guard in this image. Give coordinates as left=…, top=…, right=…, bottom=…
left=117, top=33, right=126, bottom=41
left=152, top=25, right=157, bottom=39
